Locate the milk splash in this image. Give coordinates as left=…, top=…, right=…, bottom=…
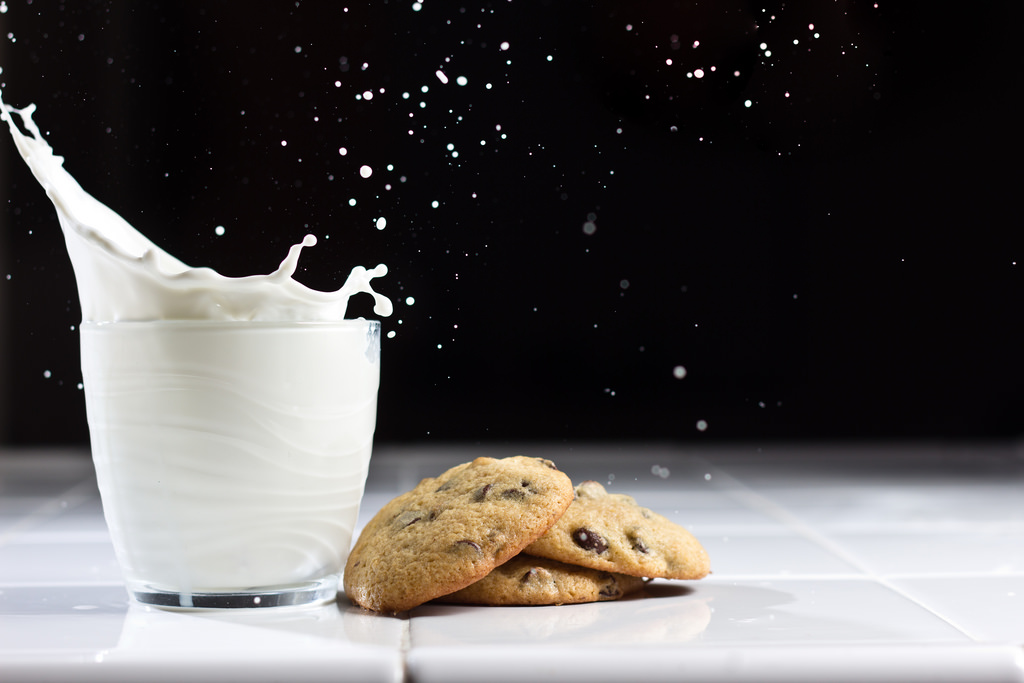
left=0, top=89, right=393, bottom=323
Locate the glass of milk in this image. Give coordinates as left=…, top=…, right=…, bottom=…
left=80, top=319, right=381, bottom=609
left=4, top=93, right=392, bottom=609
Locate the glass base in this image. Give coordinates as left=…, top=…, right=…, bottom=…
left=130, top=576, right=340, bottom=610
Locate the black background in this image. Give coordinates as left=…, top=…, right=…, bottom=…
left=1, top=1, right=1020, bottom=447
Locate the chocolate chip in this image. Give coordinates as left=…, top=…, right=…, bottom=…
left=394, top=511, right=423, bottom=529
left=520, top=567, right=539, bottom=583
left=435, top=480, right=455, bottom=492
left=628, top=532, right=649, bottom=554
left=572, top=527, right=608, bottom=554
left=452, top=539, right=482, bottom=555
left=500, top=488, right=526, bottom=501
left=598, top=576, right=621, bottom=598
left=472, top=484, right=492, bottom=502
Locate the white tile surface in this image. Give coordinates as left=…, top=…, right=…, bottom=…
left=0, top=540, right=121, bottom=583
left=407, top=645, right=1024, bottom=683
left=0, top=588, right=405, bottom=683
left=411, top=577, right=967, bottom=647
left=2, top=444, right=1023, bottom=683
left=700, top=533, right=861, bottom=576
left=830, top=529, right=1024, bottom=576
left=889, top=576, right=1024, bottom=643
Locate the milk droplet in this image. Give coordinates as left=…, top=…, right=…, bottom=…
left=339, top=147, right=348, bottom=156
left=375, top=217, right=387, bottom=230
left=500, top=41, right=510, bottom=51
left=214, top=225, right=226, bottom=236
left=456, top=76, right=468, bottom=86
left=673, top=365, right=687, bottom=379
left=405, top=296, right=415, bottom=306
left=696, top=419, right=708, bottom=431
left=651, top=465, right=670, bottom=479
left=43, top=370, right=52, bottom=379
left=359, top=165, right=373, bottom=178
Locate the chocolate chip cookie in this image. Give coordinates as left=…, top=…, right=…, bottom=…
left=343, top=456, right=575, bottom=613
left=437, top=553, right=646, bottom=606
left=524, top=480, right=710, bottom=580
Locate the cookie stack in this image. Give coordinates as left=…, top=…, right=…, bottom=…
left=343, top=456, right=709, bottom=613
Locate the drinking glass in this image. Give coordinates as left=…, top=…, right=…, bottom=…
left=79, top=319, right=380, bottom=609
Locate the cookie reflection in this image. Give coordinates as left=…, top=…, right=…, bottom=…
left=412, top=581, right=713, bottom=645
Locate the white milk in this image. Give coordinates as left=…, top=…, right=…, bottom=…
left=2, top=89, right=392, bottom=606
left=0, top=96, right=393, bottom=323
left=80, top=320, right=380, bottom=597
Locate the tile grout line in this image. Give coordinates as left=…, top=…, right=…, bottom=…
left=400, top=616, right=411, bottom=683
left=702, top=462, right=989, bottom=643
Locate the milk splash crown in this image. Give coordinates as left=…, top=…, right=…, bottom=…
left=0, top=89, right=393, bottom=323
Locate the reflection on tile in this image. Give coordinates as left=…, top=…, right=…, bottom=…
left=411, top=583, right=712, bottom=647
left=0, top=541, right=121, bottom=583
left=0, top=584, right=129, bottom=615
left=94, top=600, right=406, bottom=682
left=411, top=578, right=967, bottom=649
left=114, top=598, right=404, bottom=654
left=0, top=593, right=405, bottom=682
left=0, top=585, right=129, bottom=651
left=697, top=579, right=969, bottom=644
